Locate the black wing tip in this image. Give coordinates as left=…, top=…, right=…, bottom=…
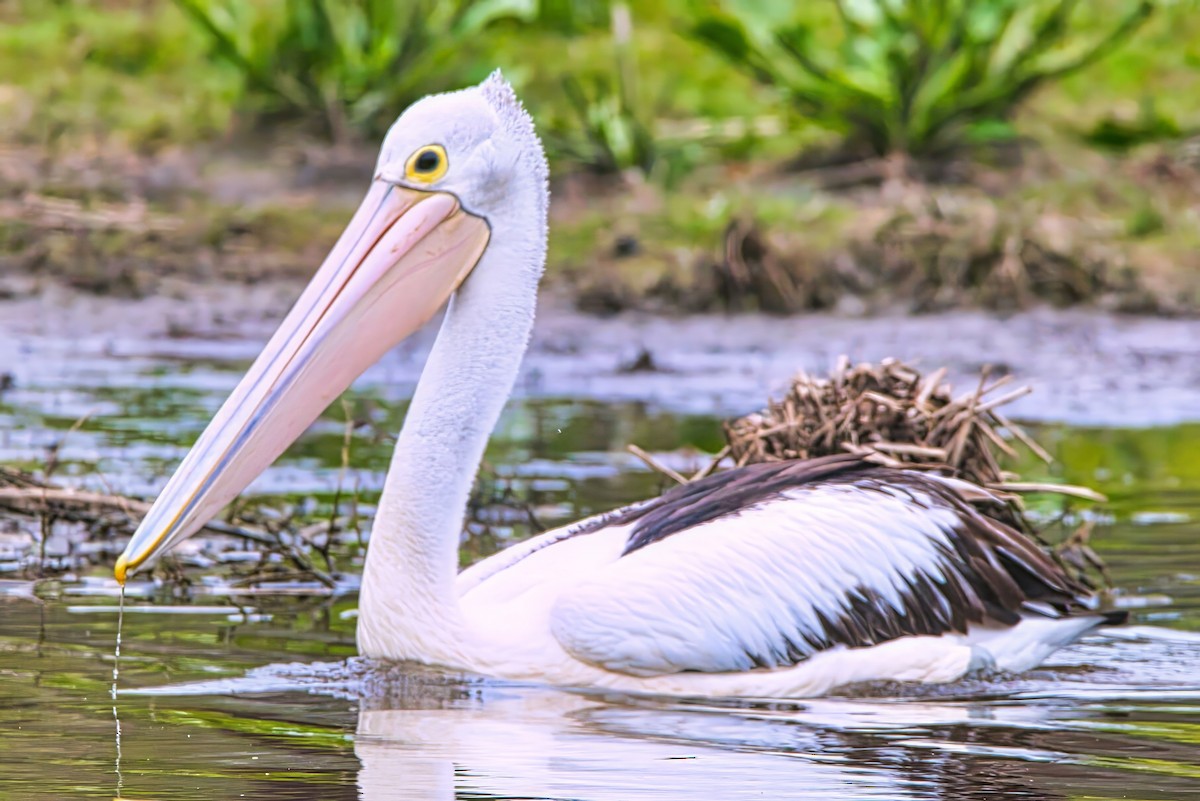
left=1099, top=609, right=1130, bottom=626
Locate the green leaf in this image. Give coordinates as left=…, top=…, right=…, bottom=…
left=456, top=0, right=537, bottom=34
left=688, top=0, right=1158, bottom=157
left=691, top=15, right=754, bottom=62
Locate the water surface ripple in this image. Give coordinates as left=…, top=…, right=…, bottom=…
left=1, top=313, right=1198, bottom=800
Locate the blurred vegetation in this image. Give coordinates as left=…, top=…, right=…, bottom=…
left=0, top=0, right=1197, bottom=311
left=547, top=4, right=660, bottom=176
left=11, top=0, right=1180, bottom=166
left=11, top=0, right=1188, bottom=168
left=170, top=0, right=516, bottom=143
left=0, top=0, right=236, bottom=148
left=691, top=0, right=1155, bottom=160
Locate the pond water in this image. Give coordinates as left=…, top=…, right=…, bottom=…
left=1, top=318, right=1199, bottom=800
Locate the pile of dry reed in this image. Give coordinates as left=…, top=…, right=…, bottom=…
left=733, top=357, right=1102, bottom=494
left=631, top=356, right=1103, bottom=510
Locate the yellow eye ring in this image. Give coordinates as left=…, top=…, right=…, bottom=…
left=404, top=144, right=449, bottom=183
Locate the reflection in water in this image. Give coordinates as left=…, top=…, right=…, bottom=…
left=346, top=647, right=1199, bottom=801
left=354, top=691, right=917, bottom=800
left=127, top=623, right=1200, bottom=801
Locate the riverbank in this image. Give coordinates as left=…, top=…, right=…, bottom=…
left=2, top=132, right=1199, bottom=318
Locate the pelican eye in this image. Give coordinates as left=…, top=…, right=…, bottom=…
left=405, top=144, right=448, bottom=183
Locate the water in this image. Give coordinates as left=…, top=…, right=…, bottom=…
left=1, top=321, right=1199, bottom=800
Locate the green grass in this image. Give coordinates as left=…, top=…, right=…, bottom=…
left=1034, top=0, right=1200, bottom=132
left=0, top=1, right=237, bottom=150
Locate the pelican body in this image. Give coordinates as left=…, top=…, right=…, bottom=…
left=116, top=74, right=1118, bottom=698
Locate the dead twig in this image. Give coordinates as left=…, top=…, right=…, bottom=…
left=0, top=480, right=336, bottom=587
left=989, top=482, right=1108, bottom=503
left=0, top=487, right=275, bottom=546
left=626, top=444, right=690, bottom=485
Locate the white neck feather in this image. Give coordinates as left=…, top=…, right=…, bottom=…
left=357, top=173, right=547, bottom=664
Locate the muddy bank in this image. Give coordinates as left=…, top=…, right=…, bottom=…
left=531, top=304, right=1200, bottom=427
left=3, top=141, right=1199, bottom=318
left=1, top=283, right=1196, bottom=428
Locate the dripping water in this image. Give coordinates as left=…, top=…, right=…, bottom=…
left=111, top=583, right=125, bottom=799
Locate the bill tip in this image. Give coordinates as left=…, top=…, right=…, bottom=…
left=114, top=554, right=129, bottom=586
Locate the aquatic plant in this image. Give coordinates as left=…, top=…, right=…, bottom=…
left=172, top=0, right=514, bottom=141
left=690, top=0, right=1155, bottom=159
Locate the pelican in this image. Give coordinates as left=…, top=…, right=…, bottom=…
left=114, top=73, right=1120, bottom=698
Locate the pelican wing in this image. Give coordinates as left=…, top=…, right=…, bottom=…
left=548, top=455, right=1090, bottom=677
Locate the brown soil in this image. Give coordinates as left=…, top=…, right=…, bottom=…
left=2, top=139, right=1198, bottom=315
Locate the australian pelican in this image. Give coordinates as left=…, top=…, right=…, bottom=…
left=115, top=73, right=1119, bottom=698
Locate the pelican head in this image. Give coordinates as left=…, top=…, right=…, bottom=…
left=115, top=71, right=546, bottom=582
